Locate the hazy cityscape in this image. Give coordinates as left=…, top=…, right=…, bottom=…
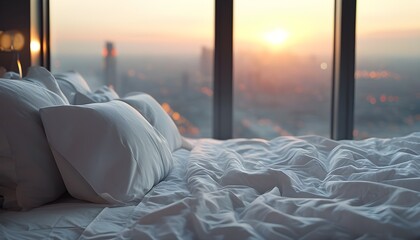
left=51, top=46, right=420, bottom=140
left=48, top=0, right=420, bottom=140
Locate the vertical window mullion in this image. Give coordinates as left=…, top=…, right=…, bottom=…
left=31, top=0, right=50, bottom=69
left=331, top=0, right=357, bottom=140
left=41, top=0, right=50, bottom=70
left=213, top=0, right=233, bottom=139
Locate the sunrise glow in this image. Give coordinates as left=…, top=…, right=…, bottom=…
left=263, top=29, right=289, bottom=47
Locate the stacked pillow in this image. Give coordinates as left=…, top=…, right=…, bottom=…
left=1, top=67, right=192, bottom=209
left=2, top=66, right=73, bottom=104
left=119, top=93, right=183, bottom=151
left=24, top=66, right=70, bottom=104
left=54, top=71, right=119, bottom=105
left=40, top=101, right=173, bottom=204
left=0, top=78, right=68, bottom=210
left=73, top=85, right=119, bottom=105
left=54, top=71, right=92, bottom=103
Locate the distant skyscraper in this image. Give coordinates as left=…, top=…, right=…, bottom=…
left=103, top=42, right=118, bottom=91
left=200, top=46, right=213, bottom=80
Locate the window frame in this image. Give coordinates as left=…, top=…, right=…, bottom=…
left=31, top=0, right=50, bottom=69
left=213, top=0, right=233, bottom=140
left=331, top=0, right=357, bottom=140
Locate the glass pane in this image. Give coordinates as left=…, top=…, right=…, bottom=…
left=50, top=1, right=213, bottom=137
left=355, top=0, right=420, bottom=139
left=233, top=1, right=334, bottom=139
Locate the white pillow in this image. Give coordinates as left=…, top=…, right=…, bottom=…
left=54, top=71, right=92, bottom=104
left=119, top=93, right=184, bottom=151
left=74, top=85, right=119, bottom=105
left=1, top=71, right=21, bottom=80
left=54, top=71, right=92, bottom=93
left=23, top=66, right=70, bottom=104
left=40, top=100, right=173, bottom=204
left=0, top=79, right=67, bottom=210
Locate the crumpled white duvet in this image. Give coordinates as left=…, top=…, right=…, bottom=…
left=1, top=133, right=420, bottom=239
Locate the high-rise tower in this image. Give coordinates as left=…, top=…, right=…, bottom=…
left=200, top=46, right=213, bottom=80
left=103, top=41, right=118, bottom=91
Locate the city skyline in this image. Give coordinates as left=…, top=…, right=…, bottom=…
left=49, top=1, right=419, bottom=139
left=52, top=42, right=420, bottom=139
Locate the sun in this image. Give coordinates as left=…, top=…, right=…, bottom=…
left=263, top=29, right=289, bottom=48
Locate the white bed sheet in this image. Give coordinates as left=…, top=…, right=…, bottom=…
left=1, top=133, right=420, bottom=239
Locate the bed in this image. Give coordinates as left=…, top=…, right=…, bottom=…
left=1, top=68, right=420, bottom=239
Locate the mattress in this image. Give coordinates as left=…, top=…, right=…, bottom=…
left=1, top=133, right=420, bottom=239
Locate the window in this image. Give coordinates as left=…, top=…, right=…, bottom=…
left=48, top=1, right=418, bottom=140
left=354, top=0, right=420, bottom=139
left=50, top=1, right=214, bottom=137
left=233, top=1, right=334, bottom=138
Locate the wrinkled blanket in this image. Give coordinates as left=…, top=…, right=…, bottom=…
left=1, top=133, right=420, bottom=239
left=128, top=133, right=420, bottom=239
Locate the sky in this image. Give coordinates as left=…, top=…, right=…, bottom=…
left=50, top=0, right=420, bottom=57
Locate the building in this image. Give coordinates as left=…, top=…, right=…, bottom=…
left=200, top=46, right=213, bottom=80
left=103, top=42, right=118, bottom=92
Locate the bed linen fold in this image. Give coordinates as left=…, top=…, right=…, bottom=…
left=1, top=134, right=419, bottom=239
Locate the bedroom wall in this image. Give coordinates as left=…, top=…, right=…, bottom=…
left=0, top=0, right=32, bottom=76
